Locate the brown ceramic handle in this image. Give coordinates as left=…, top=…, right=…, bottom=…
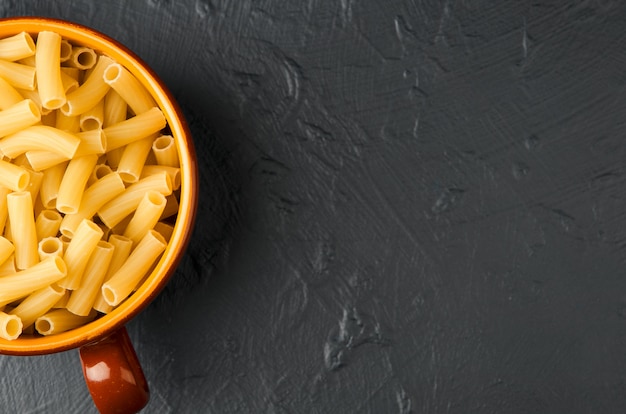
left=79, top=327, right=149, bottom=414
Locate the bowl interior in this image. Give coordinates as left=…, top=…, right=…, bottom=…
left=0, top=17, right=198, bottom=355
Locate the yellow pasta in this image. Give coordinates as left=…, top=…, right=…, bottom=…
left=61, top=55, right=113, bottom=116
left=0, top=32, right=35, bottom=61
left=103, top=106, right=166, bottom=151
left=79, top=98, right=104, bottom=131
left=102, top=230, right=166, bottom=306
left=117, top=135, right=155, bottom=183
left=66, top=241, right=113, bottom=316
left=39, top=161, right=67, bottom=209
left=56, top=154, right=98, bottom=214
left=37, top=237, right=63, bottom=261
left=0, top=77, right=24, bottom=110
left=60, top=172, right=125, bottom=237
left=59, top=39, right=72, bottom=63
left=92, top=234, right=132, bottom=313
left=0, top=125, right=80, bottom=159
left=152, top=135, right=179, bottom=168
left=98, top=171, right=172, bottom=228
left=0, top=30, right=183, bottom=339
left=58, top=219, right=103, bottom=290
left=10, top=283, right=65, bottom=328
left=0, top=256, right=67, bottom=306
left=6, top=191, right=38, bottom=270
left=0, top=311, right=22, bottom=340
left=0, top=99, right=41, bottom=138
left=35, top=308, right=97, bottom=335
left=0, top=160, right=30, bottom=191
left=35, top=209, right=62, bottom=240
left=0, top=236, right=15, bottom=266
left=35, top=31, right=66, bottom=110
left=139, top=165, right=180, bottom=191
left=0, top=59, right=36, bottom=90
left=103, top=63, right=156, bottom=115
left=66, top=46, right=97, bottom=70
left=123, top=191, right=167, bottom=244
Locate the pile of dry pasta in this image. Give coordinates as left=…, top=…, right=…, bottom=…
left=0, top=31, right=181, bottom=340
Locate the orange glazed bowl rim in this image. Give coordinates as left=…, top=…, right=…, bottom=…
left=0, top=17, right=199, bottom=355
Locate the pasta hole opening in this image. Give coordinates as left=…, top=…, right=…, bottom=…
left=16, top=173, right=29, bottom=191
left=26, top=99, right=41, bottom=117
left=93, top=164, right=112, bottom=180
left=56, top=204, right=77, bottom=215
left=5, top=318, right=22, bottom=339
left=60, top=102, right=72, bottom=115
left=35, top=319, right=52, bottom=335
left=53, top=256, right=67, bottom=274
left=118, top=171, right=139, bottom=184
left=153, top=136, right=173, bottom=151
left=102, top=286, right=117, bottom=306
left=80, top=117, right=101, bottom=131
left=59, top=40, right=72, bottom=61
left=76, top=50, right=96, bottom=68
left=42, top=209, right=61, bottom=221
left=49, top=283, right=64, bottom=295
left=43, top=98, right=65, bottom=111
left=40, top=238, right=61, bottom=254
left=23, top=32, right=35, bottom=53
left=147, top=191, right=165, bottom=206
left=103, top=64, right=121, bottom=83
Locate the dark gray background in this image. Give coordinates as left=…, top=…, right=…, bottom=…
left=1, top=0, right=626, bottom=413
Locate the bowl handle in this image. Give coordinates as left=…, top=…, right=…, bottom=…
left=79, top=326, right=149, bottom=414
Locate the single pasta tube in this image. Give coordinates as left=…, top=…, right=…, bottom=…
left=38, top=237, right=63, bottom=261
left=140, top=165, right=180, bottom=191
left=160, top=194, right=180, bottom=220
left=56, top=154, right=98, bottom=214
left=98, top=171, right=172, bottom=228
left=0, top=254, right=15, bottom=277
left=35, top=209, right=62, bottom=240
left=0, top=125, right=80, bottom=159
left=103, top=107, right=166, bottom=151
left=59, top=39, right=72, bottom=62
left=60, top=172, right=125, bottom=237
left=66, top=241, right=113, bottom=316
left=0, top=77, right=24, bottom=110
left=35, top=308, right=97, bottom=335
left=123, top=190, right=167, bottom=244
left=0, top=311, right=22, bottom=340
left=0, top=160, right=30, bottom=191
left=152, top=135, right=179, bottom=168
left=0, top=236, right=15, bottom=266
left=92, top=234, right=132, bottom=313
left=39, top=161, right=67, bottom=209
left=0, top=59, right=36, bottom=90
left=103, top=88, right=127, bottom=127
left=117, top=135, right=155, bottom=183
left=102, top=230, right=166, bottom=306
left=25, top=169, right=43, bottom=206
left=35, top=31, right=66, bottom=110
left=66, top=46, right=97, bottom=70
left=61, top=55, right=114, bottom=116
left=79, top=98, right=104, bottom=131
left=10, top=283, right=65, bottom=328
left=0, top=99, right=41, bottom=138
left=103, top=63, right=156, bottom=115
left=58, top=219, right=103, bottom=290
left=0, top=186, right=9, bottom=233
left=0, top=32, right=35, bottom=61
left=0, top=256, right=67, bottom=306
left=7, top=191, right=37, bottom=270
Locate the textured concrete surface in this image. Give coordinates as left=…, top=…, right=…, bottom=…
left=2, top=0, right=626, bottom=413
